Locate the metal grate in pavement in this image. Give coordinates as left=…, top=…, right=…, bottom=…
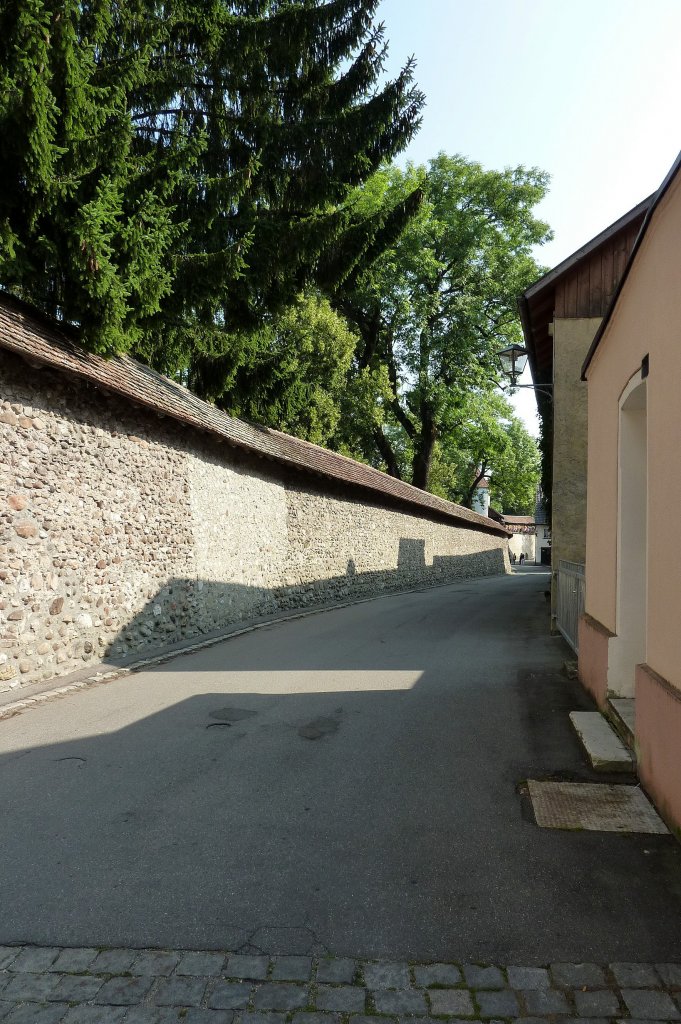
left=528, top=780, right=669, bottom=834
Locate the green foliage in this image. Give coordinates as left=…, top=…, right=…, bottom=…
left=0, top=0, right=424, bottom=375
left=334, top=153, right=551, bottom=492
left=223, top=291, right=357, bottom=445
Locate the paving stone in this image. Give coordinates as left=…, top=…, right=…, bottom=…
left=253, top=984, right=309, bottom=1011
left=50, top=973, right=105, bottom=1001
left=239, top=1014, right=287, bottom=1024
left=131, top=951, right=182, bottom=976
left=574, top=989, right=621, bottom=1016
left=656, top=964, right=681, bottom=989
left=0, top=950, right=21, bottom=972
left=550, top=963, right=607, bottom=989
left=351, top=1017, right=397, bottom=1024
left=291, top=1014, right=340, bottom=1024
left=507, top=967, right=550, bottom=990
left=0, top=978, right=9, bottom=997
left=316, top=960, right=357, bottom=985
left=95, top=976, right=154, bottom=1004
left=610, top=963, right=662, bottom=988
left=271, top=958, right=312, bottom=982
left=225, top=956, right=270, bottom=981
left=620, top=989, right=681, bottom=1019
left=475, top=989, right=520, bottom=1017
left=177, top=952, right=226, bottom=977
left=153, top=975, right=208, bottom=1006
left=89, top=949, right=139, bottom=975
left=316, top=985, right=366, bottom=1012
left=522, top=989, right=571, bottom=1015
left=7, top=947, right=61, bottom=973
left=374, top=990, right=429, bottom=1016
left=462, top=966, right=506, bottom=990
left=413, top=964, right=462, bottom=988
left=206, top=982, right=252, bottom=1009
left=363, top=963, right=411, bottom=989
left=183, top=1012, right=235, bottom=1024
left=0, top=1001, right=11, bottom=1021
left=124, top=1010, right=185, bottom=1024
left=2, top=971, right=61, bottom=1001
left=48, top=947, right=99, bottom=973
left=3, top=1004, right=70, bottom=1024
left=62, top=1008, right=128, bottom=1023
left=428, top=990, right=475, bottom=1016
left=616, top=1019, right=671, bottom=1024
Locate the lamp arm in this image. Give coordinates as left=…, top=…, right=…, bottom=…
left=504, top=383, right=553, bottom=402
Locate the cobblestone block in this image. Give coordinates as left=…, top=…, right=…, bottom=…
left=238, top=1013, right=287, bottom=1024
left=610, top=964, right=662, bottom=988
left=2, top=971, right=60, bottom=1001
left=413, top=964, right=462, bottom=988
left=51, top=973, right=105, bottom=1001
left=62, top=1007, right=128, bottom=1023
left=177, top=952, right=226, bottom=977
left=374, top=990, right=429, bottom=1016
left=183, top=1011, right=236, bottom=1024
left=7, top=947, right=60, bottom=973
left=316, top=960, right=357, bottom=985
left=95, top=976, right=155, bottom=1004
left=550, top=963, right=607, bottom=989
left=253, top=984, right=308, bottom=1011
left=48, top=948, right=99, bottom=973
left=350, top=1016, right=396, bottom=1024
left=3, top=1004, right=70, bottom=1024
left=522, top=989, right=571, bottom=1015
left=428, top=989, right=475, bottom=1017
left=620, top=989, right=681, bottom=1019
left=316, top=985, right=366, bottom=1012
left=131, top=951, right=182, bottom=976
left=475, top=988, right=520, bottom=1016
left=89, top=949, right=139, bottom=975
left=363, top=963, right=410, bottom=989
left=0, top=950, right=20, bottom=972
left=291, top=1014, right=340, bottom=1024
left=507, top=967, right=550, bottom=990
left=656, top=964, right=681, bottom=989
left=124, top=1009, right=185, bottom=1024
left=271, top=958, right=312, bottom=982
left=573, top=989, right=621, bottom=1016
left=225, top=956, right=270, bottom=981
left=206, top=982, right=251, bottom=1009
left=462, top=966, right=506, bottom=990
left=153, top=976, right=208, bottom=1006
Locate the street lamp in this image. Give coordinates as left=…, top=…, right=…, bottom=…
left=496, top=344, right=553, bottom=400
left=496, top=344, right=529, bottom=386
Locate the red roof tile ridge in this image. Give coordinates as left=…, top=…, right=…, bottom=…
left=0, top=295, right=509, bottom=538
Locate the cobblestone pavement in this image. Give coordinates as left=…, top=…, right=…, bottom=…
left=1, top=947, right=680, bottom=1024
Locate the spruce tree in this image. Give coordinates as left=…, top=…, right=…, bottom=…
left=0, top=0, right=424, bottom=390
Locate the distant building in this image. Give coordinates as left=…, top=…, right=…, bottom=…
left=471, top=476, right=490, bottom=516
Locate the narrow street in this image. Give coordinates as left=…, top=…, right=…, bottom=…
left=2, top=568, right=681, bottom=966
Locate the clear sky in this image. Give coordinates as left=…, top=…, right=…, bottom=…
left=376, top=0, right=681, bottom=433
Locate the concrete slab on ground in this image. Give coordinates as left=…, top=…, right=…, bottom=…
left=528, top=780, right=669, bottom=834
left=569, top=710, right=635, bottom=772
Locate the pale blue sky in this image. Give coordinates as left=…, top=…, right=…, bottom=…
left=376, top=0, right=681, bottom=432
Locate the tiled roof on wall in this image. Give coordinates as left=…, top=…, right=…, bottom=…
left=0, top=294, right=509, bottom=538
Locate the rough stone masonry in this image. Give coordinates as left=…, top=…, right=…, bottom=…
left=0, top=297, right=509, bottom=692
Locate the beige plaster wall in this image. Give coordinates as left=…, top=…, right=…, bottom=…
left=551, top=318, right=599, bottom=572
left=585, top=172, right=681, bottom=694
left=508, top=533, right=535, bottom=563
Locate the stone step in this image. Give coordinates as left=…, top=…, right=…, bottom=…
left=569, top=711, right=635, bottom=773
left=608, top=697, right=636, bottom=751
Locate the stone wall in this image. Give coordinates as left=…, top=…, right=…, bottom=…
left=1, top=348, right=508, bottom=691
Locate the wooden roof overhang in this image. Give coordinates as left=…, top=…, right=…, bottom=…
left=519, top=196, right=652, bottom=398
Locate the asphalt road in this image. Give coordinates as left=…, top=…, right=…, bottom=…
left=3, top=567, right=681, bottom=963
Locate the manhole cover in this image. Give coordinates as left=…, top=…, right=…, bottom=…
left=527, top=780, right=669, bottom=834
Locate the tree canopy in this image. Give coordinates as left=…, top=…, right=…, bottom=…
left=0, top=0, right=424, bottom=368
left=332, top=153, right=551, bottom=493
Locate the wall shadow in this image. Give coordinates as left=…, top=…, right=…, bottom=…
left=96, top=541, right=506, bottom=669
left=2, top=570, right=681, bottom=963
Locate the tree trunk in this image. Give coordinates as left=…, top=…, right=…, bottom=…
left=412, top=417, right=437, bottom=490
left=373, top=428, right=402, bottom=480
